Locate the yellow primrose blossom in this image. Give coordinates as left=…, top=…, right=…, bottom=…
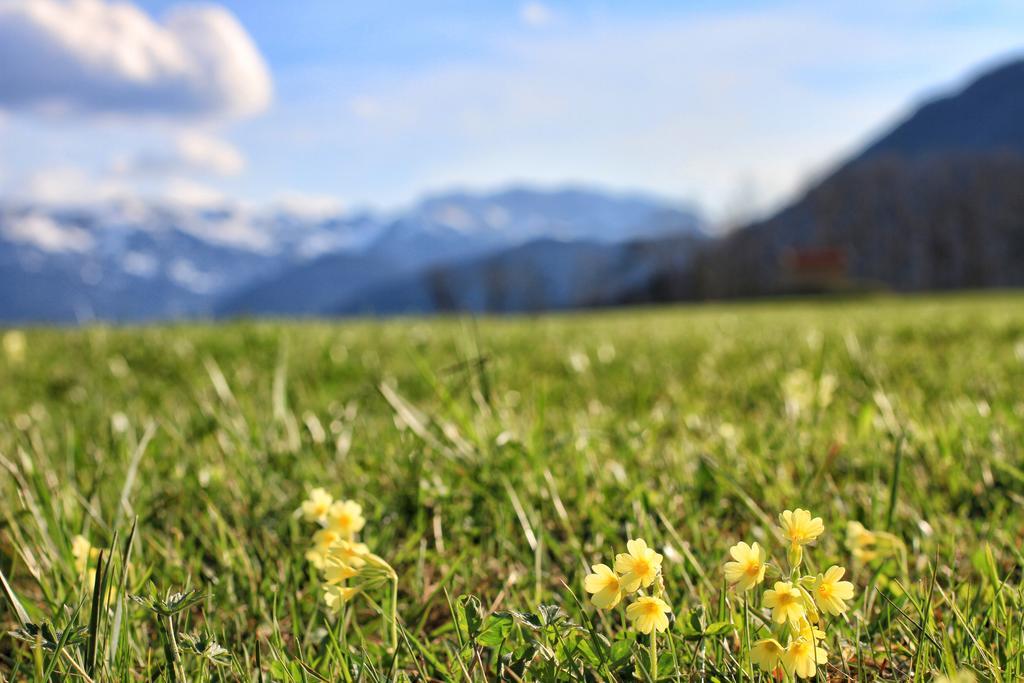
left=751, top=638, right=785, bottom=672
left=778, top=509, right=825, bottom=549
left=782, top=636, right=828, bottom=679
left=797, top=582, right=820, bottom=624
left=846, top=521, right=878, bottom=561
left=723, top=541, right=766, bottom=591
left=323, top=558, right=359, bottom=585
left=305, top=528, right=345, bottom=568
left=625, top=595, right=671, bottom=634
left=71, top=535, right=96, bottom=571
left=321, top=539, right=370, bottom=584
left=326, top=539, right=370, bottom=568
left=327, top=500, right=366, bottom=538
left=71, top=534, right=100, bottom=586
left=763, top=581, right=805, bottom=626
left=2, top=330, right=26, bottom=363
left=614, top=538, right=663, bottom=593
left=301, top=488, right=334, bottom=523
left=796, top=616, right=826, bottom=644
left=811, top=565, right=855, bottom=616
left=583, top=564, right=623, bottom=609
left=846, top=520, right=905, bottom=564
left=323, top=585, right=361, bottom=610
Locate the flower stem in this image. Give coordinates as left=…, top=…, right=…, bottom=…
left=163, top=615, right=185, bottom=683
left=390, top=575, right=399, bottom=651
left=650, top=630, right=658, bottom=681
left=743, top=594, right=752, bottom=678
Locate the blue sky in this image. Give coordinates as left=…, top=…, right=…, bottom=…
left=1, top=0, right=1023, bottom=221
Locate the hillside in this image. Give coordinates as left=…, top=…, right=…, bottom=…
left=640, top=56, right=1024, bottom=300
left=332, top=233, right=702, bottom=315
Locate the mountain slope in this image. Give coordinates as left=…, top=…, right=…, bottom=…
left=637, top=56, right=1024, bottom=301
left=857, top=59, right=1024, bottom=162
left=332, top=233, right=703, bottom=316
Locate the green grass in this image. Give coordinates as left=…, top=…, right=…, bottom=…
left=2, top=293, right=1023, bottom=681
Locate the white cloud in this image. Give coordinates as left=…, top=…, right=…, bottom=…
left=520, top=2, right=553, bottom=28
left=160, top=177, right=227, bottom=207
left=174, top=131, right=245, bottom=175
left=335, top=8, right=1024, bottom=219
left=269, top=191, right=344, bottom=218
left=113, top=130, right=246, bottom=176
left=12, top=165, right=129, bottom=205
left=0, top=0, right=272, bottom=120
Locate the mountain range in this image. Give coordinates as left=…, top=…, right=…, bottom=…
left=4, top=55, right=1024, bottom=322
left=0, top=187, right=703, bottom=322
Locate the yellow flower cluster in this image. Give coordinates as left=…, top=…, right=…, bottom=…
left=301, top=487, right=367, bottom=569
left=584, top=538, right=671, bottom=634
left=723, top=509, right=855, bottom=680
left=299, top=488, right=396, bottom=614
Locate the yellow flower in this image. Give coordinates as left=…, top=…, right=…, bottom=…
left=811, top=565, right=855, bottom=616
left=723, top=541, right=766, bottom=591
left=846, top=521, right=879, bottom=561
left=323, top=560, right=358, bottom=585
left=327, top=500, right=366, bottom=538
left=763, top=581, right=805, bottom=626
left=782, top=636, right=827, bottom=679
left=843, top=524, right=876, bottom=557
left=625, top=596, right=671, bottom=634
left=2, top=330, right=26, bottom=363
left=301, top=488, right=334, bottom=523
left=796, top=616, right=825, bottom=644
left=306, top=528, right=341, bottom=568
left=306, top=529, right=367, bottom=569
left=71, top=535, right=94, bottom=572
left=933, top=672, right=977, bottom=683
left=583, top=564, right=623, bottom=609
left=320, top=539, right=370, bottom=583
left=326, top=539, right=369, bottom=568
left=323, top=584, right=360, bottom=610
left=751, top=638, right=785, bottom=672
left=613, top=538, right=663, bottom=593
left=71, top=535, right=99, bottom=586
left=778, top=509, right=825, bottom=549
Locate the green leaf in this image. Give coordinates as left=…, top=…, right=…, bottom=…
left=703, top=620, right=736, bottom=637
left=476, top=613, right=513, bottom=647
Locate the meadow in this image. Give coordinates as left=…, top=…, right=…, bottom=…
left=1, top=294, right=1023, bottom=681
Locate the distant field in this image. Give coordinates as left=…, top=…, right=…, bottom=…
left=2, top=294, right=1024, bottom=681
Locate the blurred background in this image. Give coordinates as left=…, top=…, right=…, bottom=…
left=2, top=0, right=1024, bottom=323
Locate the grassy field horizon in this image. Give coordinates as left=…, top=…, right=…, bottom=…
left=2, top=293, right=1023, bottom=681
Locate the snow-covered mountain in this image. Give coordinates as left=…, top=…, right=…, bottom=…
left=220, top=186, right=703, bottom=316
left=0, top=186, right=704, bottom=322
left=0, top=200, right=382, bottom=322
